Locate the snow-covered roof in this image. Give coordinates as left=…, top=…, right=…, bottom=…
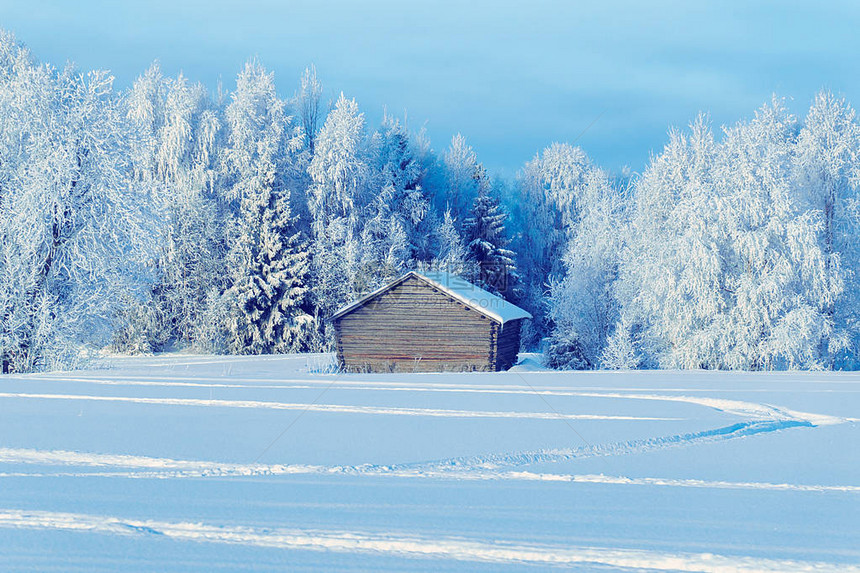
left=331, top=270, right=532, bottom=325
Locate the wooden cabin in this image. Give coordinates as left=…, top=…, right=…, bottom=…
left=331, top=271, right=532, bottom=373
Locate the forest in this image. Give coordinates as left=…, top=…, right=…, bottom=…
left=2, top=29, right=860, bottom=373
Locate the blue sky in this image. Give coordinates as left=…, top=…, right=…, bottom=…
left=3, top=0, right=860, bottom=176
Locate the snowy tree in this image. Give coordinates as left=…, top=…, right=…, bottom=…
left=440, top=134, right=482, bottom=222
left=296, top=65, right=323, bottom=155
left=794, top=91, right=860, bottom=365
left=431, top=209, right=470, bottom=274
left=221, top=60, right=303, bottom=206
left=795, top=92, right=859, bottom=265
left=353, top=113, right=433, bottom=290
left=124, top=63, right=225, bottom=349
left=0, top=33, right=156, bottom=372
left=512, top=143, right=603, bottom=345
left=125, top=62, right=167, bottom=182
left=616, top=101, right=845, bottom=370
left=356, top=200, right=410, bottom=293
left=373, top=114, right=429, bottom=255
left=225, top=163, right=311, bottom=354
left=218, top=60, right=311, bottom=354
left=463, top=184, right=518, bottom=298
left=546, top=168, right=624, bottom=369
left=616, top=114, right=725, bottom=369
left=721, top=100, right=844, bottom=369
left=599, top=317, right=641, bottom=370
left=308, top=93, right=370, bottom=322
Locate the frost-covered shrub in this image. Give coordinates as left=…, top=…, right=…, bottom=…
left=545, top=335, right=591, bottom=370
left=192, top=289, right=232, bottom=354
left=111, top=297, right=165, bottom=355
left=599, top=321, right=641, bottom=370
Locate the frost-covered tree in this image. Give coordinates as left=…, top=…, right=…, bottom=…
left=617, top=114, right=725, bottom=369
left=296, top=65, right=323, bottom=155
left=0, top=33, right=155, bottom=372
left=616, top=102, right=845, bottom=370
left=374, top=114, right=430, bottom=256
left=354, top=113, right=433, bottom=290
left=546, top=168, right=624, bottom=369
left=224, top=163, right=311, bottom=354
left=512, top=143, right=604, bottom=345
left=431, top=209, right=470, bottom=274
left=124, top=63, right=225, bottom=349
left=356, top=200, right=410, bottom=293
left=464, top=183, right=518, bottom=298
left=221, top=60, right=304, bottom=206
left=440, top=134, right=482, bottom=223
left=599, top=316, right=641, bottom=370
left=308, top=93, right=370, bottom=323
left=794, top=91, right=860, bottom=365
left=795, top=92, right=859, bottom=264
left=217, top=60, right=311, bottom=354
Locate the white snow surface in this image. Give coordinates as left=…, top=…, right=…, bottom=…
left=332, top=270, right=532, bottom=324
left=0, top=353, right=857, bottom=571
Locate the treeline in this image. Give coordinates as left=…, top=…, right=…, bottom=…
left=1, top=30, right=860, bottom=373
left=546, top=98, right=860, bottom=371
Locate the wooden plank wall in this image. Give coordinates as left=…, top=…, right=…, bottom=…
left=494, top=319, right=522, bottom=370
left=335, top=276, right=499, bottom=372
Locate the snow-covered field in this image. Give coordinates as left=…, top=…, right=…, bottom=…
left=0, top=353, right=857, bottom=572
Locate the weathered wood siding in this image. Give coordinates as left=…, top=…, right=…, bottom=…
left=494, top=319, right=522, bottom=371
left=335, top=276, right=499, bottom=372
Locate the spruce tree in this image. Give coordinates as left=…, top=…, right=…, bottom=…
left=464, top=186, right=518, bottom=298
left=225, top=161, right=311, bottom=354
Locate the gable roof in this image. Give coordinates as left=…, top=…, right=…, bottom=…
left=330, top=270, right=532, bottom=325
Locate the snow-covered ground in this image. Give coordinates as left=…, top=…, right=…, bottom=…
left=0, top=353, right=857, bottom=572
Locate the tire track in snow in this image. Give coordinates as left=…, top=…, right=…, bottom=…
left=0, top=373, right=667, bottom=388
left=390, top=419, right=815, bottom=474
left=5, top=417, right=857, bottom=494
left=2, top=469, right=857, bottom=494
left=24, top=373, right=860, bottom=396
left=4, top=372, right=850, bottom=492
left=13, top=379, right=849, bottom=425
left=0, top=392, right=678, bottom=421
left=0, top=508, right=855, bottom=572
